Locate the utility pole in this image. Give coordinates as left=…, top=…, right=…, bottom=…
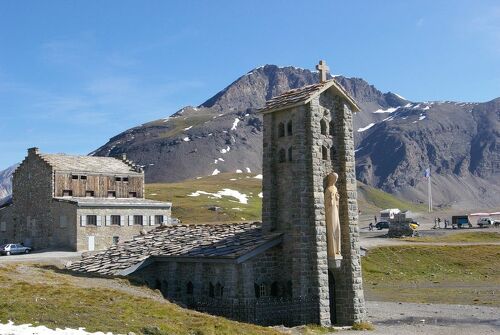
left=425, top=168, right=432, bottom=212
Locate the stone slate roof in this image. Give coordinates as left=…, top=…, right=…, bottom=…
left=67, top=222, right=282, bottom=276
left=40, top=153, right=142, bottom=175
left=260, top=79, right=360, bottom=114
left=54, top=197, right=171, bottom=208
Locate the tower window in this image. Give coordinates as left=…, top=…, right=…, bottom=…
left=320, top=119, right=328, bottom=135
left=287, top=120, right=293, bottom=136
left=322, top=146, right=328, bottom=161
left=278, top=148, right=286, bottom=163
left=278, top=122, right=285, bottom=137
left=329, top=120, right=335, bottom=136
left=186, top=281, right=194, bottom=295
left=288, top=147, right=293, bottom=162
left=259, top=283, right=267, bottom=297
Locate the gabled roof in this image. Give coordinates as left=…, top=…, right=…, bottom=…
left=40, top=153, right=142, bottom=175
left=259, top=79, right=360, bottom=114
left=53, top=197, right=171, bottom=208
left=66, top=222, right=283, bottom=276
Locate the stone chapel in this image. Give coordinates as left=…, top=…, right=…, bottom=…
left=68, top=61, right=366, bottom=327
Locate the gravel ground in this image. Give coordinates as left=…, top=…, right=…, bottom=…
left=335, top=301, right=500, bottom=335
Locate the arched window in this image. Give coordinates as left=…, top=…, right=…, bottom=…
left=260, top=283, right=267, bottom=297
left=288, top=147, right=293, bottom=162
left=278, top=148, right=286, bottom=163
left=330, top=146, right=336, bottom=161
left=287, top=120, right=293, bottom=136
left=329, top=120, right=335, bottom=136
left=270, top=282, right=279, bottom=297
left=320, top=119, right=328, bottom=135
left=278, top=122, right=285, bottom=137
left=186, top=281, right=193, bottom=295
left=322, top=146, right=328, bottom=161
left=209, top=282, right=215, bottom=298
left=215, top=282, right=223, bottom=297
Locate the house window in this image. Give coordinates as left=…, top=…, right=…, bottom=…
left=112, top=236, right=119, bottom=245
left=133, top=215, right=143, bottom=225
left=288, top=147, right=293, bottom=162
left=278, top=122, right=285, bottom=137
left=87, top=215, right=97, bottom=226
left=72, top=175, right=79, bottom=180
left=186, top=281, right=194, bottom=295
left=62, top=190, right=73, bottom=197
left=322, top=146, right=328, bottom=161
left=320, top=119, right=328, bottom=135
left=129, top=192, right=137, bottom=198
left=107, top=191, right=116, bottom=198
left=111, top=215, right=121, bottom=226
left=287, top=120, right=293, bottom=136
left=155, top=215, right=164, bottom=225
left=259, top=283, right=267, bottom=297
left=123, top=177, right=129, bottom=182
left=115, top=177, right=122, bottom=182
left=80, top=175, right=87, bottom=180
left=278, top=148, right=286, bottom=163
left=85, top=190, right=94, bottom=197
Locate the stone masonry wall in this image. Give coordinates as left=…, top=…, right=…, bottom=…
left=76, top=207, right=171, bottom=251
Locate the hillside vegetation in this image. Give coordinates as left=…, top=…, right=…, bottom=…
left=145, top=173, right=424, bottom=223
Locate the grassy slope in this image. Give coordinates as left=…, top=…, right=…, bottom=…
left=0, top=264, right=281, bottom=335
left=363, top=245, right=500, bottom=306
left=402, top=231, right=500, bottom=243
left=146, top=173, right=422, bottom=223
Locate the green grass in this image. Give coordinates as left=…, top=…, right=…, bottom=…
left=0, top=264, right=282, bottom=335
left=146, top=173, right=262, bottom=224
left=357, top=182, right=427, bottom=213
left=362, top=245, right=500, bottom=306
left=145, top=174, right=422, bottom=224
left=401, top=231, right=500, bottom=243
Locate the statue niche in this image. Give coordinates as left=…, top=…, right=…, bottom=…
left=325, top=172, right=342, bottom=260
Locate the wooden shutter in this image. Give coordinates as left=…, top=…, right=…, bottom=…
left=105, top=215, right=111, bottom=226
left=80, top=215, right=87, bottom=227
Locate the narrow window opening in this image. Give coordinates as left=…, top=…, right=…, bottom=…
left=129, top=192, right=137, bottom=198
left=111, top=215, right=121, bottom=225
left=186, top=281, right=194, bottom=295
left=85, top=190, right=94, bottom=197
left=123, top=177, right=129, bottom=182
left=322, top=146, right=328, bottom=161
left=259, top=283, right=267, bottom=297
left=278, top=122, right=285, bottom=137
left=80, top=175, right=87, bottom=180
left=288, top=147, right=293, bottom=162
left=287, top=120, right=293, bottom=136
left=112, top=236, right=119, bottom=245
left=107, top=191, right=116, bottom=198
left=115, top=177, right=122, bottom=182
left=278, top=148, right=286, bottom=163
left=71, top=175, right=78, bottom=180
left=320, top=119, right=328, bottom=135
left=62, top=190, right=73, bottom=197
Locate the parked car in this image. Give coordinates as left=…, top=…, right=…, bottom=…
left=477, top=217, right=496, bottom=228
left=0, top=243, right=32, bottom=256
left=375, top=221, right=390, bottom=230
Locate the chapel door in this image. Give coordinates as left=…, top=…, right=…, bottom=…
left=88, top=236, right=95, bottom=251
left=328, top=270, right=336, bottom=324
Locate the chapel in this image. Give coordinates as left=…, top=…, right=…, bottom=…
left=68, top=60, right=366, bottom=326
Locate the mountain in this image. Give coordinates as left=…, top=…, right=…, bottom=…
left=0, top=164, right=17, bottom=206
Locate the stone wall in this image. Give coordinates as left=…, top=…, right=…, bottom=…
left=0, top=205, right=14, bottom=245
left=76, top=207, right=171, bottom=251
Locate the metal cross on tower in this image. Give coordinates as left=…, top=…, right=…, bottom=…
left=316, top=60, right=330, bottom=83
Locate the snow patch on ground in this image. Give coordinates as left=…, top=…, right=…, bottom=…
left=236, top=169, right=243, bottom=173
left=372, top=107, right=398, bottom=114
left=183, top=126, right=192, bottom=131
left=0, top=321, right=114, bottom=335
left=188, top=189, right=248, bottom=204
left=231, top=118, right=240, bottom=131
left=394, top=93, right=406, bottom=100
left=253, top=174, right=263, bottom=179
left=212, top=169, right=220, bottom=175
left=357, top=123, right=376, bottom=132
left=218, top=158, right=224, bottom=162
left=422, top=105, right=430, bottom=110
left=245, top=167, right=251, bottom=173
left=220, top=146, right=231, bottom=154
left=258, top=192, right=263, bottom=198
left=419, top=114, right=426, bottom=121
left=183, top=137, right=190, bottom=142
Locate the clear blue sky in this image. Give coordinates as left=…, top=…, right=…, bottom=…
left=1, top=0, right=499, bottom=169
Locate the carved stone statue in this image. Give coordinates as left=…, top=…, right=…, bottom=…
left=325, top=172, right=342, bottom=259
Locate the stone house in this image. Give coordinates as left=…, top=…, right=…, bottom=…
left=68, top=62, right=366, bottom=327
left=0, top=148, right=171, bottom=251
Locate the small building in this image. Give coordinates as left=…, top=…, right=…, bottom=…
left=0, top=147, right=171, bottom=251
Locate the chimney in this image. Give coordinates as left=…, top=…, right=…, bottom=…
left=28, top=147, right=40, bottom=156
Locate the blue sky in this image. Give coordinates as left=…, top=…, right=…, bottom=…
left=1, top=0, right=499, bottom=169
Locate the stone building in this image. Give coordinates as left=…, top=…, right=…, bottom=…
left=68, top=61, right=366, bottom=326
left=0, top=148, right=171, bottom=251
